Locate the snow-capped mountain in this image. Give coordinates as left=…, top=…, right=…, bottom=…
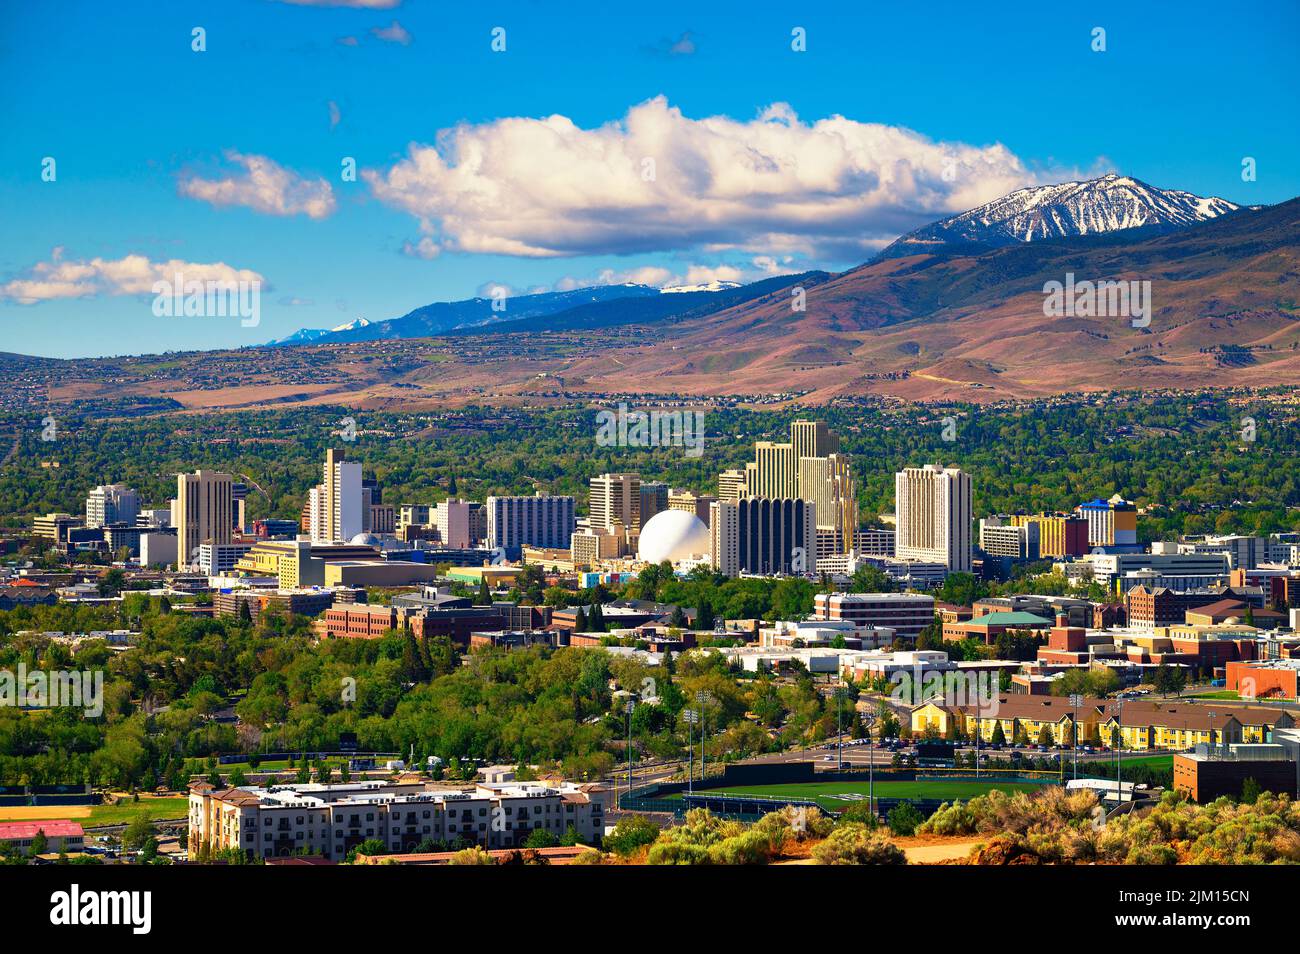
left=331, top=317, right=371, bottom=333
left=661, top=280, right=743, bottom=294
left=877, top=174, right=1241, bottom=259
left=268, top=317, right=371, bottom=346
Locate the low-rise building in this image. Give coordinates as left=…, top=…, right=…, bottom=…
left=0, top=820, right=84, bottom=856
left=813, top=592, right=935, bottom=642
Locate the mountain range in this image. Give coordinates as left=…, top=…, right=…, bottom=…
left=13, top=174, right=1297, bottom=410
left=270, top=174, right=1255, bottom=354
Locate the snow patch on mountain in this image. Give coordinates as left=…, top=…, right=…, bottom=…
left=878, top=174, right=1241, bottom=259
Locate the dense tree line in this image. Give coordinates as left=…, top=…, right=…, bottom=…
left=3, top=390, right=1296, bottom=539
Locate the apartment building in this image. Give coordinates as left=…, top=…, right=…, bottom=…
left=308, top=449, right=363, bottom=544
left=199, top=541, right=255, bottom=576
left=979, top=517, right=1040, bottom=560
left=435, top=498, right=473, bottom=549
left=912, top=694, right=1293, bottom=751
left=188, top=779, right=608, bottom=860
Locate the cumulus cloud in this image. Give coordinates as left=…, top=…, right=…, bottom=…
left=1, top=249, right=266, bottom=304
left=371, top=20, right=412, bottom=45
left=179, top=151, right=337, bottom=220
left=364, top=96, right=1067, bottom=263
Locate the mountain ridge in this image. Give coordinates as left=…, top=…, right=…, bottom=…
left=875, top=173, right=1243, bottom=261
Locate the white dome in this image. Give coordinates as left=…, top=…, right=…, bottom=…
left=350, top=532, right=382, bottom=546
left=638, top=510, right=710, bottom=564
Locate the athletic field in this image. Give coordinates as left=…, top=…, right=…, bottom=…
left=670, top=778, right=1047, bottom=810
left=0, top=797, right=189, bottom=828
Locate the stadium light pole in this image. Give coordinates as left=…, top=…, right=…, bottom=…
left=862, top=712, right=877, bottom=821
left=834, top=686, right=851, bottom=772
left=682, top=708, right=698, bottom=795
left=1069, top=693, right=1082, bottom=782
left=1113, top=698, right=1125, bottom=804
left=696, top=690, right=713, bottom=783
left=625, top=701, right=635, bottom=804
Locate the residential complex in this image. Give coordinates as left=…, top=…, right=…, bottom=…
left=188, top=779, right=608, bottom=860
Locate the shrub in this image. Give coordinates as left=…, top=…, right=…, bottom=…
left=812, top=824, right=907, bottom=865
left=447, top=847, right=495, bottom=866
left=887, top=801, right=923, bottom=836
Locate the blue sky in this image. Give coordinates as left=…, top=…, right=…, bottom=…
left=1, top=0, right=1296, bottom=358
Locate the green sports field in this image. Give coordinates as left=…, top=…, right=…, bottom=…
left=0, top=797, right=189, bottom=828
left=670, top=778, right=1049, bottom=809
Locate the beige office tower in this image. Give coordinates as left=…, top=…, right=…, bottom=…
left=797, top=452, right=858, bottom=556
left=894, top=464, right=972, bottom=573
left=718, top=469, right=747, bottom=504
left=589, top=473, right=641, bottom=532
left=791, top=419, right=840, bottom=462
left=669, top=489, right=717, bottom=522
left=175, top=469, right=233, bottom=569
left=749, top=441, right=796, bottom=499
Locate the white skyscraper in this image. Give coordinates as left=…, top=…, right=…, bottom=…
left=85, top=483, right=140, bottom=528
left=894, top=464, right=972, bottom=573
left=311, top=449, right=363, bottom=543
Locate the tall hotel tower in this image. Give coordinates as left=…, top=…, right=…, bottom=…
left=894, top=464, right=972, bottom=573
left=175, top=469, right=233, bottom=569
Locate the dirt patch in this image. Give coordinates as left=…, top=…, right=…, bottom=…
left=0, top=805, right=92, bottom=821
left=891, top=834, right=981, bottom=864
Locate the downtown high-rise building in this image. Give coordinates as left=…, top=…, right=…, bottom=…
left=589, top=473, right=641, bottom=533
left=310, top=449, right=363, bottom=543
left=85, top=483, right=140, bottom=529
left=894, top=464, right=972, bottom=573
left=710, top=497, right=816, bottom=578
left=174, top=469, right=233, bottom=569
left=717, top=469, right=747, bottom=504
left=486, top=493, right=576, bottom=557
left=736, top=420, right=857, bottom=557
left=639, top=481, right=669, bottom=525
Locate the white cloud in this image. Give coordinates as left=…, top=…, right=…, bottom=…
left=328, top=101, right=342, bottom=130
left=371, top=20, right=412, bottom=45
left=364, top=96, right=1069, bottom=262
left=179, top=151, right=336, bottom=220
left=1, top=251, right=265, bottom=304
